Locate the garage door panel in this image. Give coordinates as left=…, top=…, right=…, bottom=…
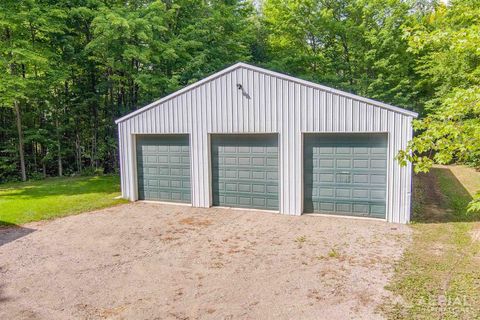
left=239, top=170, right=251, bottom=179
left=371, top=189, right=386, bottom=200
left=267, top=198, right=279, bottom=208
left=336, top=159, right=352, bottom=168
left=211, top=134, right=279, bottom=210
left=224, top=157, right=237, bottom=165
left=335, top=188, right=351, bottom=198
left=319, top=202, right=335, bottom=211
left=353, top=173, right=369, bottom=184
left=336, top=147, right=352, bottom=154
left=252, top=157, right=265, bottom=166
left=252, top=198, right=266, bottom=207
left=353, top=203, right=369, bottom=213
left=225, top=183, right=237, bottom=192
left=353, top=159, right=369, bottom=168
left=354, top=147, right=369, bottom=154
left=371, top=205, right=386, bottom=216
left=237, top=146, right=250, bottom=153
left=371, top=174, right=386, bottom=184
left=266, top=185, right=278, bottom=194
left=214, top=181, right=278, bottom=194
left=319, top=147, right=334, bottom=154
left=238, top=157, right=250, bottom=165
left=238, top=183, right=251, bottom=192
left=352, top=189, right=368, bottom=199
left=252, top=184, right=265, bottom=193
left=251, top=146, right=265, bottom=153
left=266, top=171, right=278, bottom=180
left=266, top=157, right=278, bottom=166
left=225, top=169, right=238, bottom=179
left=136, top=135, right=191, bottom=203
left=319, top=188, right=334, bottom=197
left=318, top=173, right=334, bottom=183
left=371, top=147, right=386, bottom=154
left=336, top=202, right=352, bottom=212
left=239, top=197, right=252, bottom=206
left=304, top=134, right=387, bottom=218
left=371, top=159, right=387, bottom=169
left=318, top=159, right=333, bottom=168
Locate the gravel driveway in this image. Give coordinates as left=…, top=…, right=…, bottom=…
left=0, top=202, right=411, bottom=319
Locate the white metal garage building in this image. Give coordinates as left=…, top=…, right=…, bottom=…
left=116, top=63, right=417, bottom=223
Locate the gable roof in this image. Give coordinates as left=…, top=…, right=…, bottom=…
left=115, top=62, right=418, bottom=124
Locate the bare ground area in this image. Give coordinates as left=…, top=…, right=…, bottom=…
left=0, top=203, right=411, bottom=320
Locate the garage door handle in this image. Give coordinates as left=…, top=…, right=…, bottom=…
left=337, top=172, right=351, bottom=183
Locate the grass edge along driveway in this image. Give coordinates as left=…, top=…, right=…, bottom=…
left=382, top=166, right=480, bottom=319
left=0, top=175, right=127, bottom=226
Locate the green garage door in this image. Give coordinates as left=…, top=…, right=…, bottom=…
left=304, top=134, right=387, bottom=219
left=136, top=135, right=191, bottom=203
left=211, top=134, right=279, bottom=210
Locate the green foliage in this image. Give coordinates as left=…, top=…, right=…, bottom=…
left=468, top=193, right=480, bottom=213
left=80, top=166, right=104, bottom=176
left=398, top=87, right=480, bottom=172
left=261, top=0, right=421, bottom=110
left=0, top=0, right=67, bottom=105
left=396, top=1, right=480, bottom=210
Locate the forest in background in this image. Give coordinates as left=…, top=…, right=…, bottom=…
left=0, top=0, right=479, bottom=198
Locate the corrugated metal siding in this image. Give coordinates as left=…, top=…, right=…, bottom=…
left=118, top=65, right=414, bottom=223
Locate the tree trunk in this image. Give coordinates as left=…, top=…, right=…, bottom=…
left=14, top=100, right=26, bottom=181
left=58, top=148, right=63, bottom=176
left=340, top=35, right=354, bottom=87
left=56, top=119, right=63, bottom=177
left=75, top=131, right=82, bottom=173
left=33, top=141, right=37, bottom=172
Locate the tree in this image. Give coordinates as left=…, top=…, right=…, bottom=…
left=0, top=0, right=64, bottom=180
left=397, top=0, right=480, bottom=211
left=260, top=0, right=421, bottom=110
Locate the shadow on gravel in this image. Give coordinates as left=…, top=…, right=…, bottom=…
left=0, top=283, right=10, bottom=304
left=0, top=223, right=35, bottom=247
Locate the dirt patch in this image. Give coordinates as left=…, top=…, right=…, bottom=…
left=418, top=171, right=445, bottom=206
left=414, top=171, right=448, bottom=222
left=179, top=217, right=213, bottom=227
left=0, top=202, right=411, bottom=319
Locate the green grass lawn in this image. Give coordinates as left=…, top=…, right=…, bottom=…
left=0, top=175, right=128, bottom=226
left=383, top=167, right=480, bottom=319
